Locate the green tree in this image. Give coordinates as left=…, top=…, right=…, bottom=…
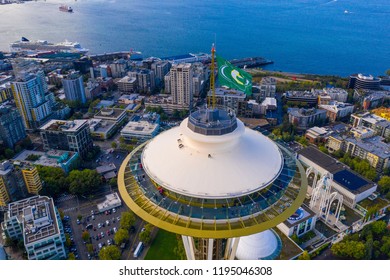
left=298, top=251, right=311, bottom=260
left=89, top=99, right=101, bottom=113
left=86, top=243, right=94, bottom=254
left=378, top=176, right=390, bottom=195
left=380, top=236, right=390, bottom=258
left=77, top=215, right=83, bottom=221
left=363, top=169, right=377, bottom=181
left=295, top=136, right=308, bottom=147
left=173, top=235, right=186, bottom=260
left=318, top=145, right=328, bottom=154
left=68, top=253, right=76, bottom=260
left=98, top=245, right=121, bottom=260
left=144, top=223, right=153, bottom=232
left=120, top=212, right=136, bottom=231
left=109, top=177, right=117, bottom=188
left=331, top=241, right=366, bottom=259
left=65, top=233, right=72, bottom=247
left=371, top=221, right=387, bottom=236
left=37, top=166, right=67, bottom=197
left=365, top=234, right=374, bottom=260
left=68, top=169, right=102, bottom=195
left=139, top=230, right=151, bottom=245
left=82, top=231, right=90, bottom=242
left=58, top=209, right=64, bottom=220
left=172, top=109, right=180, bottom=119
left=4, top=148, right=14, bottom=159
left=114, top=229, right=129, bottom=245
left=386, top=69, right=390, bottom=76
left=179, top=109, right=189, bottom=119
left=111, top=142, right=117, bottom=149
left=291, top=234, right=299, bottom=243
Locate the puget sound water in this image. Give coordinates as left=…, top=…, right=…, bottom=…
left=0, top=0, right=389, bottom=76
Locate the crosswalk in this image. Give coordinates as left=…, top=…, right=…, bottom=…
left=56, top=195, right=77, bottom=203
left=63, top=207, right=78, bottom=213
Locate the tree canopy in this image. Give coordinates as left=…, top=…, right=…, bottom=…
left=114, top=229, right=129, bottom=245
left=139, top=230, right=151, bottom=245
left=378, top=176, right=390, bottom=199
left=331, top=221, right=390, bottom=259
left=68, top=169, right=102, bottom=195
left=331, top=241, right=366, bottom=259
left=120, top=212, right=136, bottom=231
left=298, top=251, right=311, bottom=260
left=98, top=245, right=121, bottom=260
left=139, top=223, right=153, bottom=245
left=82, top=231, right=90, bottom=242
left=37, top=166, right=68, bottom=197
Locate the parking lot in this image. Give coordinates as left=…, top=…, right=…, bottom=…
left=83, top=207, right=126, bottom=259
left=94, top=150, right=128, bottom=173
left=57, top=193, right=144, bottom=260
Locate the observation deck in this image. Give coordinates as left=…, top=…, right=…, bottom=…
left=118, top=122, right=307, bottom=238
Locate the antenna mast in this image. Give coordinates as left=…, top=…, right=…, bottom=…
left=210, top=44, right=216, bottom=109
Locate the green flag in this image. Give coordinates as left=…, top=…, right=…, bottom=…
left=216, top=55, right=252, bottom=96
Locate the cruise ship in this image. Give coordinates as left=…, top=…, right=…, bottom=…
left=10, top=38, right=89, bottom=54
left=59, top=5, right=73, bottom=13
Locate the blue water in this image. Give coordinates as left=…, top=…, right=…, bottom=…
left=0, top=0, right=389, bottom=76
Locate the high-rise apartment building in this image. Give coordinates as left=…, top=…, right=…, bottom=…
left=62, top=71, right=86, bottom=104
left=40, top=119, right=93, bottom=159
left=21, top=166, right=42, bottom=195
left=0, top=196, right=67, bottom=260
left=255, top=77, right=276, bottom=102
left=151, top=61, right=171, bottom=86
left=0, top=105, right=26, bottom=148
left=11, top=71, right=52, bottom=130
left=0, top=161, right=29, bottom=207
left=128, top=69, right=155, bottom=93
left=170, top=63, right=193, bottom=108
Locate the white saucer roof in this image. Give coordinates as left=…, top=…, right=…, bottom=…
left=234, top=230, right=281, bottom=260
left=141, top=118, right=283, bottom=199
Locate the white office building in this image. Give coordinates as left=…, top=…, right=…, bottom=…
left=0, top=196, right=67, bottom=260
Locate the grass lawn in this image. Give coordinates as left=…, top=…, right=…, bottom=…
left=144, top=229, right=180, bottom=260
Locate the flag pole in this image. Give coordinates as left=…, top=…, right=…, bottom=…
left=211, top=44, right=216, bottom=109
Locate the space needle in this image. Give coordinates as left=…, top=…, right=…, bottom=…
left=118, top=46, right=307, bottom=260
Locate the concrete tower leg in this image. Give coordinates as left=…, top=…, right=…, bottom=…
left=225, top=237, right=240, bottom=260
left=207, top=239, right=214, bottom=260
left=224, top=238, right=233, bottom=259
left=182, top=235, right=196, bottom=260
